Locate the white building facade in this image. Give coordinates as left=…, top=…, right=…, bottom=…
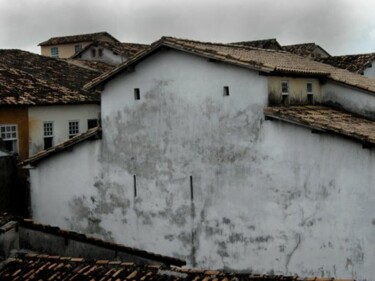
left=28, top=45, right=375, bottom=280
left=28, top=104, right=100, bottom=156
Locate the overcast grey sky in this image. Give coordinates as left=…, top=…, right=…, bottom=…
left=1, top=0, right=375, bottom=55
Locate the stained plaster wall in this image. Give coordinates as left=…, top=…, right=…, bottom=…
left=322, top=81, right=375, bottom=119
left=28, top=104, right=100, bottom=156
left=268, top=77, right=321, bottom=105
left=30, top=49, right=375, bottom=280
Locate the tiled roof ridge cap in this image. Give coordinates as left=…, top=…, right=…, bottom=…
left=329, top=52, right=375, bottom=58
left=283, top=42, right=317, bottom=47
left=161, top=36, right=288, bottom=54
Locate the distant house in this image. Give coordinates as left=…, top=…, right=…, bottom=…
left=71, top=40, right=148, bottom=65
left=282, top=43, right=331, bottom=59
left=38, top=31, right=120, bottom=59
left=317, top=53, right=375, bottom=78
left=0, top=50, right=102, bottom=160
left=22, top=37, right=375, bottom=279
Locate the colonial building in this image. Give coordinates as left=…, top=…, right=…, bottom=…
left=22, top=37, right=375, bottom=280
left=38, top=31, right=120, bottom=59
left=0, top=50, right=102, bottom=160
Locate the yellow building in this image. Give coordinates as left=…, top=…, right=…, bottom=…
left=38, top=32, right=119, bottom=59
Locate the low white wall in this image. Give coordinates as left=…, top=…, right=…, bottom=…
left=322, top=81, right=375, bottom=119
left=28, top=104, right=100, bottom=156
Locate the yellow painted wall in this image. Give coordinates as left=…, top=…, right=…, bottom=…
left=41, top=42, right=91, bottom=58
left=267, top=76, right=322, bottom=105
left=0, top=107, right=29, bottom=161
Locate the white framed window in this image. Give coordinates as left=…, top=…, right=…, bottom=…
left=74, top=44, right=82, bottom=54
left=43, top=122, right=54, bottom=149
left=51, top=47, right=59, bottom=58
left=281, top=81, right=289, bottom=95
left=69, top=121, right=79, bottom=138
left=0, top=124, right=18, bottom=153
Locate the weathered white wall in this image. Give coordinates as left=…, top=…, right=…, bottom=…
left=80, top=47, right=126, bottom=65
left=30, top=49, right=375, bottom=280
left=363, top=62, right=375, bottom=78
left=28, top=104, right=100, bottom=156
left=322, top=81, right=375, bottom=119
left=30, top=139, right=101, bottom=233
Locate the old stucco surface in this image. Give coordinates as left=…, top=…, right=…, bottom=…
left=30, top=50, right=375, bottom=280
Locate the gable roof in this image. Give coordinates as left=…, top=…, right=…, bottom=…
left=264, top=105, right=375, bottom=147
left=318, top=53, right=375, bottom=74
left=282, top=43, right=330, bottom=58
left=71, top=40, right=148, bottom=60
left=0, top=253, right=352, bottom=281
left=20, top=127, right=101, bottom=166
left=231, top=39, right=283, bottom=51
left=38, top=31, right=119, bottom=46
left=85, top=37, right=375, bottom=95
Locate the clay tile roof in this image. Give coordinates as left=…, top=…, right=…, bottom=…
left=0, top=215, right=186, bottom=267
left=65, top=58, right=115, bottom=72
left=264, top=105, right=375, bottom=146
left=317, top=53, right=375, bottom=74
left=85, top=37, right=375, bottom=95
left=38, top=31, right=119, bottom=46
left=0, top=50, right=102, bottom=106
left=231, top=39, right=283, bottom=51
left=20, top=127, right=102, bottom=166
left=0, top=254, right=354, bottom=281
left=282, top=43, right=330, bottom=58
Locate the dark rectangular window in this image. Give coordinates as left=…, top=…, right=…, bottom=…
left=43, top=122, right=54, bottom=149
left=44, top=137, right=53, bottom=150
left=281, top=81, right=289, bottom=95
left=223, top=86, right=230, bottom=96
left=134, top=88, right=140, bottom=100
left=306, top=82, right=313, bottom=94
left=98, top=49, right=103, bottom=57
left=87, top=119, right=98, bottom=129
left=91, top=49, right=96, bottom=58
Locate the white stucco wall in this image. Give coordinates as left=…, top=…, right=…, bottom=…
left=28, top=104, right=100, bottom=156
left=30, top=49, right=375, bottom=280
left=363, top=62, right=375, bottom=78
left=80, top=47, right=126, bottom=65
left=322, top=81, right=375, bottom=119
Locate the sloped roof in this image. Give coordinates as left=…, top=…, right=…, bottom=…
left=318, top=53, right=375, bottom=74
left=282, top=43, right=330, bottom=58
left=71, top=40, right=148, bottom=59
left=20, top=127, right=101, bottom=166
left=0, top=50, right=103, bottom=106
left=0, top=66, right=99, bottom=106
left=231, top=39, right=283, bottom=51
left=65, top=58, right=115, bottom=72
left=38, top=31, right=119, bottom=46
left=264, top=105, right=375, bottom=146
left=0, top=253, right=353, bottom=281
left=85, top=37, right=375, bottom=95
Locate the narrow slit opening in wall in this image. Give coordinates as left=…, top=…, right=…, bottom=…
left=223, top=86, right=230, bottom=96
left=133, top=175, right=137, bottom=198
left=307, top=94, right=314, bottom=104
left=134, top=88, right=140, bottom=100
left=190, top=176, right=194, bottom=201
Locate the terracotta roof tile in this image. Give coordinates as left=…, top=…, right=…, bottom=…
left=317, top=53, right=375, bottom=74
left=0, top=50, right=103, bottom=106
left=38, top=32, right=119, bottom=46
left=231, top=39, right=283, bottom=51
left=0, top=215, right=185, bottom=267
left=282, top=43, right=330, bottom=58
left=0, top=254, right=353, bottom=281
left=264, top=105, right=375, bottom=146
left=85, top=37, right=375, bottom=95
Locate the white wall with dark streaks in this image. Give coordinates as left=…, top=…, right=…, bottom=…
left=30, top=49, right=375, bottom=280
